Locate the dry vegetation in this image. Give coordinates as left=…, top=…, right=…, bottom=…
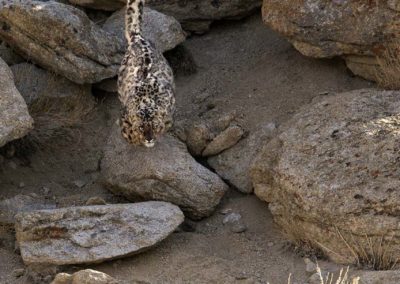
left=336, top=229, right=399, bottom=271
left=279, top=216, right=399, bottom=273
left=287, top=266, right=360, bottom=284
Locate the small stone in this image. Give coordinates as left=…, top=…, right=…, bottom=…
left=223, top=213, right=242, bottom=224
left=267, top=242, right=274, bottom=247
left=222, top=212, right=247, bottom=233
left=51, top=272, right=72, bottom=284
left=85, top=197, right=107, bottom=206
left=12, top=268, right=25, bottom=278
left=220, top=208, right=233, bottom=215
left=306, top=261, right=317, bottom=275
left=19, top=182, right=25, bottom=188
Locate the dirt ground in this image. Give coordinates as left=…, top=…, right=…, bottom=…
left=0, top=12, right=373, bottom=284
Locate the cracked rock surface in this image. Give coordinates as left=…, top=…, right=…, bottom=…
left=251, top=89, right=400, bottom=264
left=16, top=202, right=184, bottom=265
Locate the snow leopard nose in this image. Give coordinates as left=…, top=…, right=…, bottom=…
left=144, top=139, right=155, bottom=148
left=143, top=125, right=155, bottom=142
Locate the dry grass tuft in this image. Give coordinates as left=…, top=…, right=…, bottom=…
left=336, top=229, right=399, bottom=271
left=279, top=218, right=326, bottom=259
left=277, top=215, right=399, bottom=271
left=285, top=265, right=360, bottom=284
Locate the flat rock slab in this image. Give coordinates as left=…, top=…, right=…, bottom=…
left=101, top=126, right=228, bottom=219
left=251, top=89, right=400, bottom=264
left=0, top=57, right=33, bottom=147
left=15, top=202, right=184, bottom=265
left=0, top=0, right=123, bottom=84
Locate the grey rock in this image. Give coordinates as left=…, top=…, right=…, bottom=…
left=251, top=89, right=400, bottom=264
left=15, top=202, right=184, bottom=265
left=223, top=212, right=247, bottom=233
left=103, top=7, right=186, bottom=53
left=223, top=212, right=242, bottom=225
left=0, top=1, right=123, bottom=84
left=0, top=194, right=56, bottom=225
left=51, top=269, right=119, bottom=284
left=208, top=122, right=277, bottom=193
left=101, top=126, right=228, bottom=219
left=184, top=112, right=238, bottom=156
left=202, top=125, right=244, bottom=157
left=68, top=0, right=125, bottom=11
left=0, top=57, right=33, bottom=147
left=147, top=0, right=262, bottom=33
left=11, top=63, right=93, bottom=108
left=262, top=0, right=400, bottom=82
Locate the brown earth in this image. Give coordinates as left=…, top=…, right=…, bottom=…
left=0, top=13, right=372, bottom=284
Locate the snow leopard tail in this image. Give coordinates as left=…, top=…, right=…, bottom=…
left=125, top=0, right=144, bottom=42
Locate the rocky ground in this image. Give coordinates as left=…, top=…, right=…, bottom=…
left=0, top=10, right=377, bottom=283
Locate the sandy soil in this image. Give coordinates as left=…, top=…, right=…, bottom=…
left=0, top=12, right=373, bottom=284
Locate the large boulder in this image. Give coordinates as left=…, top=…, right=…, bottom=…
left=262, top=0, right=400, bottom=81
left=251, top=89, right=400, bottom=264
left=103, top=7, right=186, bottom=53
left=15, top=202, right=184, bottom=265
left=101, top=126, right=228, bottom=219
left=0, top=57, right=33, bottom=147
left=0, top=0, right=123, bottom=84
left=147, top=0, right=262, bottom=33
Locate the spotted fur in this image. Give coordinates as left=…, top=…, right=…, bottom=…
left=118, top=0, right=175, bottom=147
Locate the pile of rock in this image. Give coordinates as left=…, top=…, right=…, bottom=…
left=0, top=1, right=261, bottom=282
